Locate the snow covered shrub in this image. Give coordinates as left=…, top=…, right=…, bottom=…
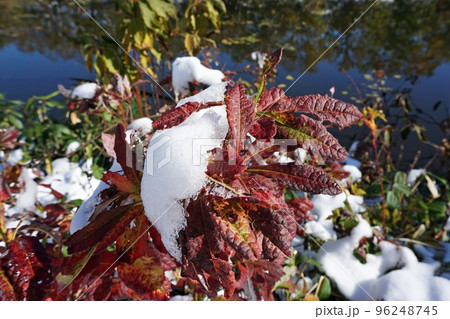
left=51, top=49, right=363, bottom=300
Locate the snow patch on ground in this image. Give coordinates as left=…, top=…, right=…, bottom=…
left=304, top=192, right=364, bottom=241
left=172, top=57, right=224, bottom=100
left=317, top=216, right=450, bottom=300
left=14, top=168, right=38, bottom=213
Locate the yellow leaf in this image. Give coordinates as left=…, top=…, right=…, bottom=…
left=184, top=33, right=200, bottom=56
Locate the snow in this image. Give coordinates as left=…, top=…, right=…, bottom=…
left=317, top=216, right=450, bottom=300
left=70, top=83, right=100, bottom=99
left=294, top=148, right=307, bottom=163
left=172, top=57, right=225, bottom=100
left=407, top=168, right=426, bottom=186
left=141, top=83, right=229, bottom=261
left=38, top=158, right=100, bottom=206
left=65, top=141, right=81, bottom=155
left=176, top=81, right=227, bottom=107
left=343, top=164, right=362, bottom=183
left=7, top=149, right=23, bottom=165
left=127, top=117, right=153, bottom=132
left=14, top=168, right=38, bottom=213
left=251, top=51, right=267, bottom=69
left=304, top=193, right=364, bottom=241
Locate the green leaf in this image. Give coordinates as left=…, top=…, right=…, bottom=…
left=428, top=200, right=447, bottom=221
left=387, top=191, right=400, bottom=209
left=138, top=1, right=155, bottom=28
left=394, top=171, right=406, bottom=185
left=318, top=277, right=331, bottom=300
left=393, top=183, right=412, bottom=196
left=7, top=114, right=23, bottom=129
left=146, top=0, right=176, bottom=20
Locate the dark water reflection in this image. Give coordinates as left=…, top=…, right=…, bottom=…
left=0, top=0, right=449, bottom=169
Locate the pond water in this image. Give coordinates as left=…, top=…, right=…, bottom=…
left=0, top=0, right=449, bottom=169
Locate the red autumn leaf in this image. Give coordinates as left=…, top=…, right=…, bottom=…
left=101, top=132, right=116, bottom=158
left=249, top=116, right=277, bottom=140
left=248, top=206, right=297, bottom=262
left=66, top=203, right=143, bottom=254
left=264, top=48, right=283, bottom=76
left=117, top=256, right=170, bottom=298
left=275, top=114, right=348, bottom=162
left=226, top=84, right=255, bottom=153
left=3, top=236, right=52, bottom=300
left=0, top=127, right=20, bottom=150
left=181, top=197, right=237, bottom=299
left=295, top=94, right=363, bottom=129
left=114, top=123, right=141, bottom=186
left=0, top=175, right=10, bottom=201
left=256, top=87, right=286, bottom=112
left=288, top=198, right=314, bottom=223
left=245, top=260, right=285, bottom=300
left=206, top=145, right=246, bottom=179
left=208, top=197, right=262, bottom=261
left=0, top=268, right=16, bottom=300
left=153, top=101, right=224, bottom=130
left=102, top=171, right=139, bottom=194
left=247, top=163, right=342, bottom=195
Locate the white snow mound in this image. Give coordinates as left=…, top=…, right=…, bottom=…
left=71, top=83, right=100, bottom=99
left=141, top=105, right=228, bottom=261
left=172, top=57, right=224, bottom=100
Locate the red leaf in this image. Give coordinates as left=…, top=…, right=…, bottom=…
left=256, top=87, right=286, bottom=112
left=0, top=268, right=16, bottom=300
left=3, top=236, right=52, bottom=300
left=66, top=203, right=143, bottom=254
left=247, top=163, right=342, bottom=195
left=276, top=114, right=348, bottom=162
left=248, top=206, right=296, bottom=261
left=117, top=256, right=170, bottom=298
left=264, top=48, right=283, bottom=75
left=226, top=84, right=255, bottom=153
left=288, top=198, right=314, bottom=223
left=208, top=198, right=262, bottom=261
left=114, top=123, right=141, bottom=186
left=295, top=94, right=362, bottom=129
left=102, top=171, right=139, bottom=194
left=101, top=133, right=116, bottom=158
left=211, top=258, right=236, bottom=299
left=153, top=101, right=224, bottom=130
left=0, top=175, right=10, bottom=201
left=206, top=145, right=246, bottom=179
left=0, top=127, right=20, bottom=150
left=249, top=117, right=277, bottom=140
